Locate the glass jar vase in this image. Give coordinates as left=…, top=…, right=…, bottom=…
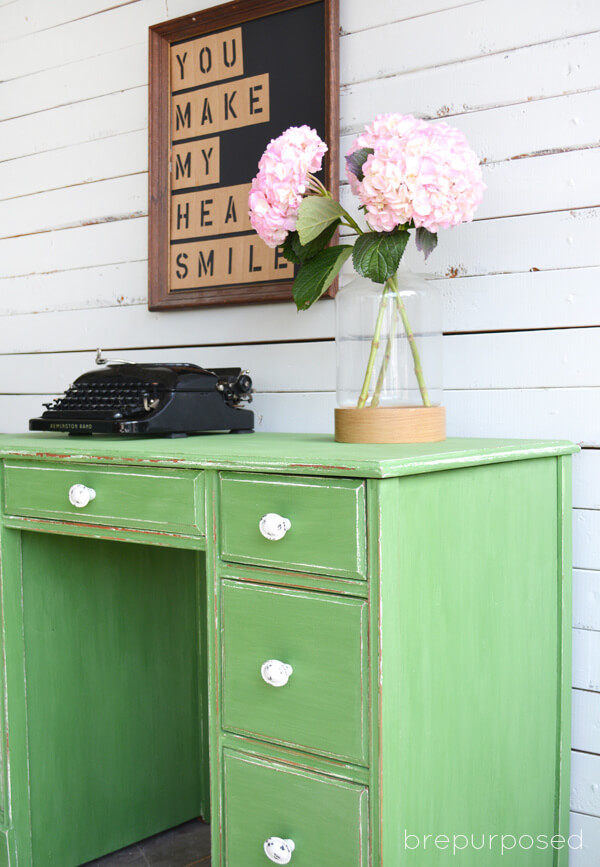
left=334, top=271, right=445, bottom=443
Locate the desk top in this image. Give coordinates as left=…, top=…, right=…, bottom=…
left=0, top=432, right=578, bottom=478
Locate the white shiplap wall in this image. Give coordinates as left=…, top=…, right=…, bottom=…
left=0, top=0, right=599, bottom=861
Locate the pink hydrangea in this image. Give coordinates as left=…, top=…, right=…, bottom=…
left=345, top=113, right=428, bottom=194
left=347, top=114, right=484, bottom=233
left=248, top=126, right=327, bottom=247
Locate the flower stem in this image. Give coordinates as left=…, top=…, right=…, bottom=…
left=391, top=274, right=431, bottom=407
left=340, top=210, right=364, bottom=236
left=356, top=278, right=393, bottom=408
left=307, top=173, right=329, bottom=195
left=370, top=292, right=399, bottom=407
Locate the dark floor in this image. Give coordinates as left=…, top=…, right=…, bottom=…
left=82, top=819, right=211, bottom=866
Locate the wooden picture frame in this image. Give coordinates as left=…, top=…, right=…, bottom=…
left=148, top=0, right=339, bottom=310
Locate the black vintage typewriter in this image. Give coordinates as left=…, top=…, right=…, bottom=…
left=29, top=352, right=254, bottom=436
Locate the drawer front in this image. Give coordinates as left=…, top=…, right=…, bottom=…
left=3, top=460, right=204, bottom=535
left=224, top=750, right=368, bottom=866
left=221, top=580, right=368, bottom=764
left=219, top=472, right=367, bottom=579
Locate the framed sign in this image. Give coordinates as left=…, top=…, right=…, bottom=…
left=148, top=0, right=339, bottom=310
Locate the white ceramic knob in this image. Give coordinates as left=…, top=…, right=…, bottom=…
left=259, top=513, right=291, bottom=541
left=264, top=837, right=295, bottom=864
left=68, top=484, right=97, bottom=509
left=261, top=659, right=293, bottom=687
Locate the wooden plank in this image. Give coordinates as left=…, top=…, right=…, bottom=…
left=569, top=811, right=600, bottom=867
left=0, top=175, right=147, bottom=240
left=340, top=0, right=485, bottom=33
left=338, top=208, right=600, bottom=278
left=0, top=262, right=148, bottom=317
left=0, top=342, right=335, bottom=396
left=9, top=327, right=600, bottom=397
left=146, top=0, right=225, bottom=24
left=339, top=0, right=600, bottom=86
left=253, top=391, right=594, bottom=446
left=573, top=570, right=600, bottom=632
left=573, top=509, right=600, bottom=570
left=445, top=388, right=600, bottom=445
left=440, top=268, right=600, bottom=333
left=0, top=0, right=165, bottom=82
left=438, top=90, right=600, bottom=165
left=444, top=328, right=600, bottom=389
left=0, top=0, right=139, bottom=41
left=0, top=131, right=148, bottom=202
left=0, top=396, right=52, bottom=434
left=3, top=258, right=598, bottom=329
left=0, top=217, right=147, bottom=278
left=240, top=391, right=335, bottom=433
left=572, top=690, right=600, bottom=754
left=340, top=90, right=600, bottom=174
left=573, top=628, right=600, bottom=691
left=0, top=300, right=336, bottom=354
left=571, top=751, right=600, bottom=818
left=0, top=43, right=147, bottom=123
left=340, top=32, right=600, bottom=133
left=573, top=449, right=600, bottom=510
left=0, top=87, right=147, bottom=162
left=476, top=149, right=600, bottom=221
left=339, top=202, right=600, bottom=277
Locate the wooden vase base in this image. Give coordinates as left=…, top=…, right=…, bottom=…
left=335, top=406, right=446, bottom=444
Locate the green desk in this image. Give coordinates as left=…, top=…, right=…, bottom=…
left=0, top=433, right=577, bottom=865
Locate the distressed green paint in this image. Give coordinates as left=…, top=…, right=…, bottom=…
left=220, top=731, right=371, bottom=786
left=375, top=458, right=565, bottom=864
left=2, top=515, right=207, bottom=549
left=0, top=526, right=32, bottom=866
left=21, top=535, right=203, bottom=866
left=4, top=459, right=205, bottom=536
left=366, top=479, right=385, bottom=867
left=195, top=548, right=211, bottom=824
left=221, top=580, right=368, bottom=764
left=0, top=432, right=577, bottom=477
left=556, top=456, right=573, bottom=867
left=0, top=832, right=9, bottom=867
left=219, top=472, right=367, bottom=579
left=218, top=562, right=369, bottom=599
left=204, top=469, right=224, bottom=867
left=0, top=434, right=576, bottom=866
left=223, top=749, right=369, bottom=865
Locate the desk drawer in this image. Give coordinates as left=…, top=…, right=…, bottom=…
left=219, top=472, right=367, bottom=579
left=3, top=460, right=204, bottom=536
left=224, top=750, right=368, bottom=866
left=221, top=580, right=368, bottom=764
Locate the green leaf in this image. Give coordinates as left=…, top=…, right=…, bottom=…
left=296, top=197, right=346, bottom=245
left=297, top=221, right=340, bottom=260
left=292, top=245, right=353, bottom=311
left=352, top=230, right=410, bottom=283
left=281, top=232, right=302, bottom=264
left=345, top=147, right=373, bottom=183
left=415, top=227, right=438, bottom=260
left=282, top=222, right=340, bottom=265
